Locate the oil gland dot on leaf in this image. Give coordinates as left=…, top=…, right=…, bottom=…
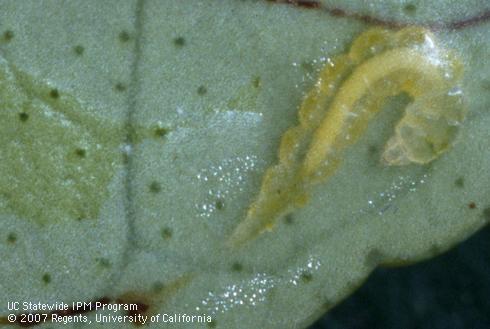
left=154, top=126, right=168, bottom=138
left=3, top=30, right=14, bottom=42
left=149, top=181, right=162, bottom=193
left=231, top=262, right=243, bottom=272
left=18, top=112, right=29, bottom=122
left=403, top=3, right=417, bottom=15
left=114, top=82, right=127, bottom=92
left=197, top=85, right=207, bottom=95
left=119, top=30, right=131, bottom=42
left=49, top=88, right=60, bottom=99
left=229, top=27, right=467, bottom=246
left=173, top=36, right=186, bottom=47
left=7, top=232, right=17, bottom=244
left=161, top=227, right=173, bottom=239
left=75, top=148, right=86, bottom=158
left=42, top=273, right=51, bottom=284
left=73, top=45, right=84, bottom=56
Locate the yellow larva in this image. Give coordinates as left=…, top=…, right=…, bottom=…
left=229, top=27, right=466, bottom=246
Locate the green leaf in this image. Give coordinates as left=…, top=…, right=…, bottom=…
left=1, top=1, right=489, bottom=328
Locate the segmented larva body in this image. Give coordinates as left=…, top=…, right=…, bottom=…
left=229, top=27, right=467, bottom=246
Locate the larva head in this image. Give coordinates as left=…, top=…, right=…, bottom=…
left=382, top=91, right=466, bottom=166
left=376, top=28, right=466, bottom=167
left=381, top=125, right=445, bottom=166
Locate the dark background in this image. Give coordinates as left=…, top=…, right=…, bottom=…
left=309, top=224, right=490, bottom=329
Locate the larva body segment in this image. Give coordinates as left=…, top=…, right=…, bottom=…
left=229, top=27, right=466, bottom=246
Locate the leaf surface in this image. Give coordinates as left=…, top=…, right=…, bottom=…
left=1, top=1, right=489, bottom=328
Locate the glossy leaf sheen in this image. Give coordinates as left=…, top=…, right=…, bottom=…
left=0, top=1, right=489, bottom=329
